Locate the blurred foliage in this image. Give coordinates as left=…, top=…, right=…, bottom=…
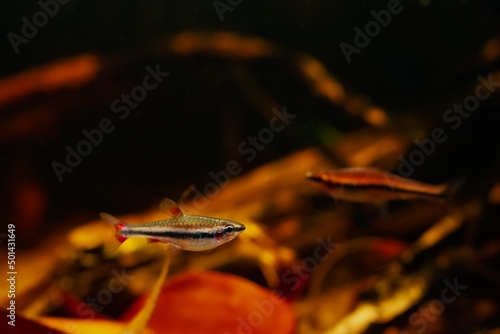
left=1, top=1, right=500, bottom=333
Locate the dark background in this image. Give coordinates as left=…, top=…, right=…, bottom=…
left=1, top=0, right=500, bottom=246
left=2, top=0, right=499, bottom=106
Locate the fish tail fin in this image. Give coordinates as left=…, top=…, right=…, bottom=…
left=104, top=237, right=122, bottom=254
left=100, top=212, right=128, bottom=253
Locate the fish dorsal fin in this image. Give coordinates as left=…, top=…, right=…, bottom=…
left=159, top=198, right=183, bottom=217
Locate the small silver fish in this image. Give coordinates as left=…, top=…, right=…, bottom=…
left=100, top=198, right=245, bottom=252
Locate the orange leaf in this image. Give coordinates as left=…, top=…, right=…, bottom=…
left=122, top=270, right=296, bottom=334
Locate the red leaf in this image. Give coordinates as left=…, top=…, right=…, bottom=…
left=121, top=270, right=296, bottom=334
left=0, top=310, right=65, bottom=334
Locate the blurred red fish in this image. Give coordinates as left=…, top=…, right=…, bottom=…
left=306, top=167, right=449, bottom=202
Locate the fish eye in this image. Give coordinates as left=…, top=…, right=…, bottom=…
left=224, top=224, right=235, bottom=233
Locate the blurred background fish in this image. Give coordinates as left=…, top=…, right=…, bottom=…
left=306, top=168, right=449, bottom=202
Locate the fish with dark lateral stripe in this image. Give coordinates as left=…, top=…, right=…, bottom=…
left=306, top=167, right=449, bottom=202
left=100, top=198, right=245, bottom=253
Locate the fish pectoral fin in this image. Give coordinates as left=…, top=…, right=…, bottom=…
left=165, top=243, right=182, bottom=252
left=159, top=198, right=183, bottom=217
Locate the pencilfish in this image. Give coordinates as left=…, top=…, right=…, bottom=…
left=100, top=198, right=246, bottom=252
left=306, top=167, right=449, bottom=202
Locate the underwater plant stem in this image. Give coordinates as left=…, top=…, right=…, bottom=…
left=124, top=247, right=171, bottom=334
